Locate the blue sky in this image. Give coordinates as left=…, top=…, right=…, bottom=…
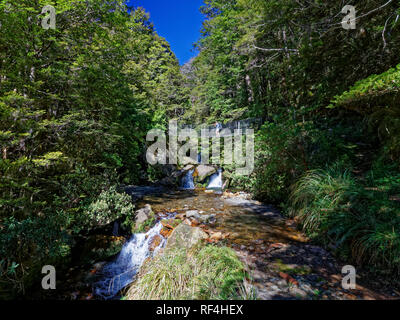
left=127, top=0, right=205, bottom=65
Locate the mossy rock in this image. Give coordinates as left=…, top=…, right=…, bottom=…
left=273, top=259, right=313, bottom=276
left=80, top=235, right=126, bottom=265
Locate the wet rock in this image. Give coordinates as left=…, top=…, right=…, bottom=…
left=186, top=210, right=200, bottom=219
left=80, top=235, right=126, bottom=265
left=290, top=287, right=308, bottom=299
left=160, top=227, right=173, bottom=238
left=161, top=221, right=174, bottom=229
left=195, top=165, right=216, bottom=181
left=135, top=204, right=153, bottom=229
left=166, top=224, right=208, bottom=250
left=93, top=262, right=107, bottom=271
left=210, top=232, right=223, bottom=241
left=278, top=272, right=299, bottom=287
left=161, top=218, right=182, bottom=229
left=149, top=235, right=162, bottom=252
left=199, top=214, right=216, bottom=223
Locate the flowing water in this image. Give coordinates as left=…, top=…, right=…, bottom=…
left=138, top=190, right=307, bottom=246
left=94, top=219, right=171, bottom=299
left=37, top=187, right=393, bottom=301
left=36, top=187, right=393, bottom=301
left=181, top=169, right=195, bottom=190
left=92, top=189, right=307, bottom=300
left=207, top=168, right=223, bottom=190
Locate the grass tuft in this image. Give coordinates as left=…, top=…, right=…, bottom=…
left=126, top=243, right=254, bottom=300
left=288, top=164, right=400, bottom=275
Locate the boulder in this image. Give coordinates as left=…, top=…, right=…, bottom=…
left=195, top=165, right=216, bottom=182
left=159, top=176, right=178, bottom=187
left=161, top=218, right=182, bottom=229
left=170, top=165, right=193, bottom=179
left=182, top=164, right=195, bottom=172
left=186, top=210, right=200, bottom=219
left=166, top=224, right=208, bottom=250
left=135, top=204, right=153, bottom=229
left=198, top=214, right=216, bottom=223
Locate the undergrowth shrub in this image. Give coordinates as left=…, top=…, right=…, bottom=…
left=81, top=186, right=135, bottom=230
left=0, top=213, right=72, bottom=298
left=288, top=164, right=400, bottom=275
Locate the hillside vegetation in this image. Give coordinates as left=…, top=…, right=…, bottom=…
left=1, top=0, right=400, bottom=298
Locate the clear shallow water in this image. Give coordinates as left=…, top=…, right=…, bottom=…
left=139, top=191, right=307, bottom=246
left=93, top=190, right=306, bottom=300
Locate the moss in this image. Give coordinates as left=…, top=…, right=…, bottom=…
left=134, top=213, right=156, bottom=234
left=273, top=259, right=313, bottom=276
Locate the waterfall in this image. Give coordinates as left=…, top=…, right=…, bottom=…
left=94, top=222, right=167, bottom=299
left=181, top=169, right=195, bottom=190
left=207, top=168, right=223, bottom=189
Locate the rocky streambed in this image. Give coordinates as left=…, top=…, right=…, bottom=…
left=42, top=189, right=399, bottom=300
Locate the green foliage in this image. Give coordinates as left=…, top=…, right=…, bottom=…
left=0, top=213, right=72, bottom=298
left=329, top=64, right=400, bottom=111
left=186, top=0, right=400, bottom=124
left=251, top=120, right=307, bottom=203
left=126, top=243, right=251, bottom=300
left=330, top=64, right=400, bottom=159
left=184, top=0, right=400, bottom=278
left=0, top=0, right=187, bottom=297
left=82, top=187, right=135, bottom=230
left=288, top=165, right=400, bottom=275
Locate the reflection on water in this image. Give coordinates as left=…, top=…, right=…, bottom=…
left=139, top=190, right=307, bottom=247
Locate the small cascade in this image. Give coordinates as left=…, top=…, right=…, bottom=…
left=181, top=169, right=195, bottom=190
left=94, top=222, right=167, bottom=299
left=207, top=168, right=223, bottom=190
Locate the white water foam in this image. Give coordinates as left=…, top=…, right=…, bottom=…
left=207, top=168, right=223, bottom=189
left=181, top=169, right=195, bottom=190
left=94, top=222, right=166, bottom=299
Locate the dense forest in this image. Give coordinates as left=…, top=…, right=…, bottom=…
left=1, top=0, right=400, bottom=300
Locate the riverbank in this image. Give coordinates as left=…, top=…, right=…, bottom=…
left=35, top=189, right=399, bottom=300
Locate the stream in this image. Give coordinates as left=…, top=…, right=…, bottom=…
left=40, top=169, right=398, bottom=300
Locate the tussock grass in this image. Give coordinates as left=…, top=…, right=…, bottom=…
left=126, top=244, right=254, bottom=300
left=288, top=164, right=400, bottom=275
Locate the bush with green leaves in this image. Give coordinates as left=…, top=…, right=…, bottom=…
left=251, top=119, right=308, bottom=203
left=82, top=187, right=135, bottom=230
left=329, top=64, right=400, bottom=159
left=0, top=213, right=72, bottom=298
